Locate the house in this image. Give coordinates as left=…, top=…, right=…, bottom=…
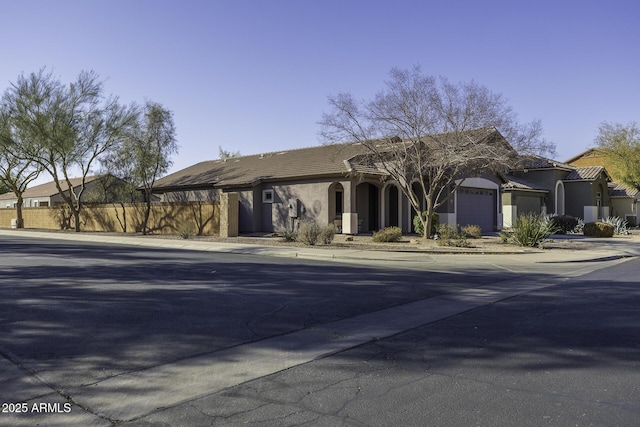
left=502, top=156, right=612, bottom=225
left=566, top=148, right=639, bottom=225
left=152, top=128, right=507, bottom=235
left=0, top=175, right=127, bottom=208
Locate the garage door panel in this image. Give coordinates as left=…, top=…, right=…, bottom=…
left=457, top=187, right=495, bottom=233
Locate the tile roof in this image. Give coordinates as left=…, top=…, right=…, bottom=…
left=515, top=154, right=575, bottom=171
left=0, top=175, right=104, bottom=200
left=501, top=174, right=548, bottom=191
left=152, top=127, right=510, bottom=191
left=153, top=143, right=369, bottom=190
left=610, top=183, right=640, bottom=198
left=563, top=166, right=609, bottom=181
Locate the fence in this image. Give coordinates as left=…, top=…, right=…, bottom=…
left=0, top=193, right=239, bottom=237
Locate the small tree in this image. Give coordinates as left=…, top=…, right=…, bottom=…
left=2, top=69, right=137, bottom=231
left=320, top=66, right=554, bottom=238
left=594, top=121, right=640, bottom=188
left=0, top=108, right=42, bottom=227
left=104, top=101, right=178, bottom=235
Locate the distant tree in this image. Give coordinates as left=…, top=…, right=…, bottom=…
left=320, top=65, right=554, bottom=238
left=594, top=121, right=640, bottom=187
left=0, top=107, right=42, bottom=227
left=218, top=145, right=240, bottom=160
left=104, top=101, right=178, bottom=235
left=2, top=69, right=137, bottom=231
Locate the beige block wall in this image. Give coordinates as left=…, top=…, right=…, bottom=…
left=0, top=201, right=225, bottom=236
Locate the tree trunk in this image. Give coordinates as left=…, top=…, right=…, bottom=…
left=422, top=197, right=435, bottom=240
left=142, top=198, right=151, bottom=235
left=73, top=209, right=81, bottom=232
left=16, top=195, right=24, bottom=228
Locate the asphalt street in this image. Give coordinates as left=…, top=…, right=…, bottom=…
left=0, top=231, right=638, bottom=426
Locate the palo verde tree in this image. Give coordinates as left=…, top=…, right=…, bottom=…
left=594, top=121, right=640, bottom=188
left=0, top=107, right=42, bottom=227
left=103, top=100, right=178, bottom=235
left=3, top=69, right=137, bottom=231
left=320, top=66, right=554, bottom=238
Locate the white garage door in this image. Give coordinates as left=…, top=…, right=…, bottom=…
left=456, top=187, right=496, bottom=234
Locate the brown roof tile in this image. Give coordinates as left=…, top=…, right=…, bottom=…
left=563, top=166, right=609, bottom=181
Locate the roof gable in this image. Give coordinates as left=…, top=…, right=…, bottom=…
left=563, top=166, right=611, bottom=182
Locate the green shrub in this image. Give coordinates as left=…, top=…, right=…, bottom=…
left=319, top=224, right=337, bottom=245
left=413, top=211, right=439, bottom=236
left=461, top=224, right=482, bottom=239
left=296, top=220, right=321, bottom=245
left=372, top=226, right=403, bottom=242
left=436, top=223, right=470, bottom=247
left=583, top=221, right=614, bottom=237
left=550, top=215, right=579, bottom=234
left=500, top=212, right=559, bottom=247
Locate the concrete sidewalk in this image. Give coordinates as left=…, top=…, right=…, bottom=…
left=1, top=228, right=637, bottom=265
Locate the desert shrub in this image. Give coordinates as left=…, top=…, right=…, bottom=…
left=461, top=224, right=482, bottom=239
left=372, top=226, right=403, bottom=242
left=319, top=224, right=337, bottom=244
left=178, top=223, right=195, bottom=239
left=583, top=221, right=614, bottom=237
left=279, top=228, right=298, bottom=242
left=412, top=211, right=439, bottom=236
left=296, top=220, right=321, bottom=245
left=550, top=215, right=579, bottom=234
left=436, top=223, right=470, bottom=247
left=500, top=212, right=559, bottom=247
left=602, top=216, right=628, bottom=235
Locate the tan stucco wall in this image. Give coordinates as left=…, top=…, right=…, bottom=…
left=0, top=201, right=229, bottom=236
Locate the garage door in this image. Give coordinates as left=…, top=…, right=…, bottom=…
left=456, top=187, right=496, bottom=234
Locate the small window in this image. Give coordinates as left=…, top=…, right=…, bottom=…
left=262, top=189, right=274, bottom=203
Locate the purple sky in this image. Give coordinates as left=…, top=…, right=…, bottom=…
left=1, top=0, right=638, bottom=182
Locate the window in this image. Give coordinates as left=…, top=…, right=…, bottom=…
left=262, top=189, right=274, bottom=203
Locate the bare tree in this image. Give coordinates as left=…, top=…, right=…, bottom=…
left=104, top=101, right=178, bottom=235
left=0, top=108, right=41, bottom=227
left=594, top=121, right=640, bottom=187
left=320, top=66, right=554, bottom=238
left=2, top=69, right=137, bottom=231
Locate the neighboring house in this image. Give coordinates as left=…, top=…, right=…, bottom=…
left=502, top=156, right=612, bottom=225
left=152, top=128, right=507, bottom=234
left=566, top=148, right=639, bottom=225
left=610, top=184, right=639, bottom=226
left=0, top=175, right=126, bottom=208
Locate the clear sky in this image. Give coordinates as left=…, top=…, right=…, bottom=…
left=1, top=0, right=638, bottom=181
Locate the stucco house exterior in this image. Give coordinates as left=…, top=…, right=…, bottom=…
left=566, top=148, right=639, bottom=226
left=502, top=156, right=612, bottom=225
left=151, top=128, right=507, bottom=235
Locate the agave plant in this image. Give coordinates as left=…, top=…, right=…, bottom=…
left=603, top=216, right=629, bottom=235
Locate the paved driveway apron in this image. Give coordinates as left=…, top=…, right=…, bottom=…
left=0, top=232, right=636, bottom=425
